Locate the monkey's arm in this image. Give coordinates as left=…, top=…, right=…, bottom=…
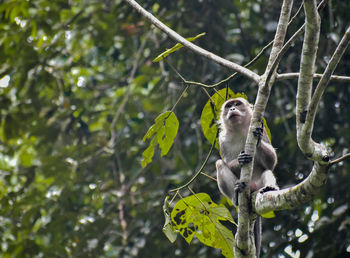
left=256, top=139, right=277, bottom=171
left=253, top=123, right=277, bottom=171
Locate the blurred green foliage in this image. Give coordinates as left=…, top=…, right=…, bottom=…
left=0, top=0, right=350, bottom=257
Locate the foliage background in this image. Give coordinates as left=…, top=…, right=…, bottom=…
left=1, top=0, right=350, bottom=257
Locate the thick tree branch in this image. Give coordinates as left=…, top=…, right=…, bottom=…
left=308, top=26, right=350, bottom=131
left=253, top=1, right=350, bottom=220
left=253, top=163, right=329, bottom=214
left=296, top=0, right=322, bottom=159
left=124, top=0, right=260, bottom=83
left=255, top=0, right=331, bottom=227
left=276, top=73, right=350, bottom=82
left=235, top=1, right=294, bottom=257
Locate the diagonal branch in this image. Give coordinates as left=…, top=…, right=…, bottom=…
left=330, top=153, right=350, bottom=165
left=235, top=1, right=294, bottom=257
left=123, top=0, right=260, bottom=83
left=307, top=26, right=350, bottom=134
left=264, top=0, right=329, bottom=88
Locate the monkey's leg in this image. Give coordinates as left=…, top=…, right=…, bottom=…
left=259, top=170, right=279, bottom=193
left=216, top=159, right=239, bottom=205
left=232, top=151, right=253, bottom=206
left=233, top=181, right=246, bottom=206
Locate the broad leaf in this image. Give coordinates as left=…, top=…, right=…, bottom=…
left=142, top=111, right=179, bottom=167
left=171, top=193, right=235, bottom=258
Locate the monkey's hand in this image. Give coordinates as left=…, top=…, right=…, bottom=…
left=253, top=122, right=264, bottom=145
left=234, top=181, right=247, bottom=206
left=238, top=151, right=252, bottom=165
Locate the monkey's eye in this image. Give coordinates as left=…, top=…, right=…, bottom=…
left=235, top=102, right=241, bottom=106
left=225, top=103, right=233, bottom=109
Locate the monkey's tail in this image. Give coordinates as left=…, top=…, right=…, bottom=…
left=254, top=216, right=262, bottom=258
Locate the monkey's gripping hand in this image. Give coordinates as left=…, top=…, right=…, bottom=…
left=238, top=151, right=253, bottom=165
left=234, top=151, right=253, bottom=206
left=233, top=181, right=247, bottom=207
left=253, top=122, right=264, bottom=145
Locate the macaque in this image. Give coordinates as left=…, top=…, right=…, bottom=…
left=216, top=97, right=279, bottom=257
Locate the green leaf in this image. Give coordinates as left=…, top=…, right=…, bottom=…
left=141, top=111, right=179, bottom=167
left=153, top=32, right=206, bottom=62
left=171, top=193, right=235, bottom=258
left=200, top=88, right=247, bottom=149
left=141, top=137, right=157, bottom=168
left=261, top=210, right=276, bottom=218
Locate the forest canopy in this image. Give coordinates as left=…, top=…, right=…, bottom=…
left=1, top=0, right=350, bottom=257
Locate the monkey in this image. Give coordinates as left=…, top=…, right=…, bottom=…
left=215, top=97, right=279, bottom=257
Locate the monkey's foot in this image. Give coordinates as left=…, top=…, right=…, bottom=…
left=238, top=151, right=252, bottom=165
left=234, top=181, right=247, bottom=206
left=259, top=185, right=279, bottom=194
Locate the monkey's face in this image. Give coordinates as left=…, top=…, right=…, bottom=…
left=221, top=98, right=252, bottom=128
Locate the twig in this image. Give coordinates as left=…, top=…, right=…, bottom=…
left=264, top=0, right=329, bottom=89
left=276, top=73, right=350, bottom=82
left=330, top=153, right=350, bottom=165
left=179, top=1, right=304, bottom=90
left=168, top=134, right=217, bottom=193
left=148, top=1, right=305, bottom=91
left=200, top=172, right=217, bottom=182
left=124, top=0, right=260, bottom=83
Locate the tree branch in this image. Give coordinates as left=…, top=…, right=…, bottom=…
left=253, top=163, right=329, bottom=214
left=235, top=1, right=294, bottom=257
left=308, top=26, right=350, bottom=132
left=330, top=153, right=350, bottom=165
left=276, top=73, right=350, bottom=82
left=253, top=0, right=349, bottom=219
left=296, top=0, right=322, bottom=158
left=123, top=0, right=260, bottom=83
left=264, top=0, right=328, bottom=89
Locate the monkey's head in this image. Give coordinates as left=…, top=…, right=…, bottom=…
left=219, top=98, right=252, bottom=130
